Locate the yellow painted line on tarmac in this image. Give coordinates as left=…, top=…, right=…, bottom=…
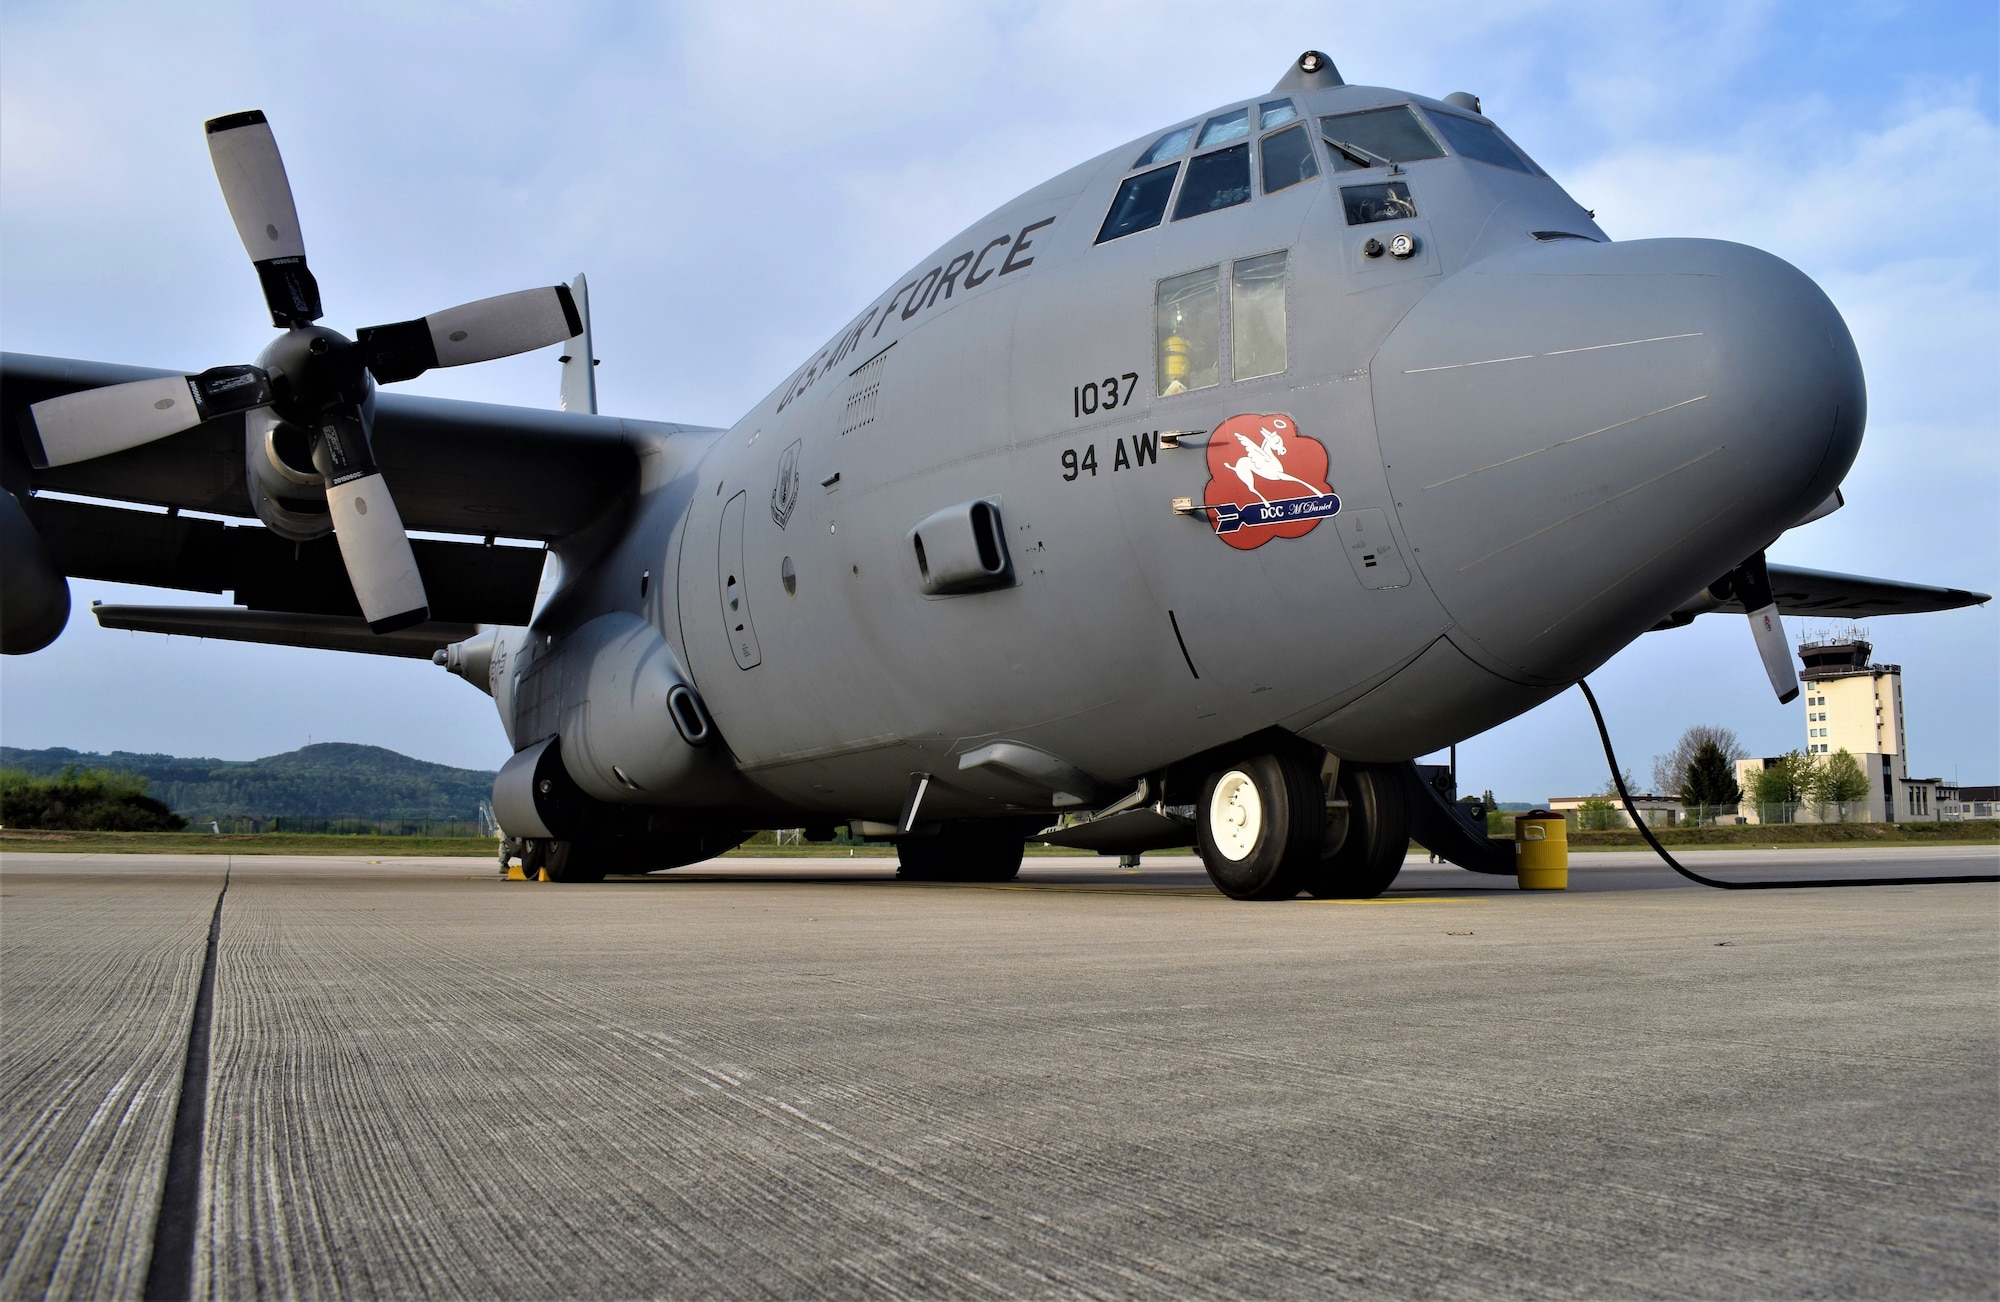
left=1306, top=897, right=1477, bottom=905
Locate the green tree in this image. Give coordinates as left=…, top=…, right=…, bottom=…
left=0, top=767, right=187, bottom=831
left=1681, top=739, right=1742, bottom=819
left=1751, top=751, right=1813, bottom=822
left=1574, top=795, right=1618, bottom=831
left=1652, top=725, right=1748, bottom=795
left=1812, top=748, right=1870, bottom=817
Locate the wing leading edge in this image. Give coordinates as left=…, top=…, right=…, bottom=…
left=1657, top=563, right=1990, bottom=629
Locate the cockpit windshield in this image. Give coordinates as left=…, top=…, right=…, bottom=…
left=1318, top=106, right=1445, bottom=171
left=1423, top=110, right=1537, bottom=174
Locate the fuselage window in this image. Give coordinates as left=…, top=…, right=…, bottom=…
left=1259, top=98, right=1298, bottom=130
left=1260, top=124, right=1319, bottom=194
left=1172, top=145, right=1252, bottom=221
left=1197, top=107, right=1251, bottom=148
left=1318, top=106, right=1445, bottom=171
left=1134, top=124, right=1197, bottom=168
left=1424, top=110, right=1538, bottom=174
left=1341, top=181, right=1418, bottom=225
left=1231, top=251, right=1288, bottom=381
left=1157, top=266, right=1221, bottom=396
left=1096, top=163, right=1181, bottom=244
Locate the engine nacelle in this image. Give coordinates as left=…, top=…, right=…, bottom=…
left=485, top=612, right=737, bottom=806
left=0, top=490, right=70, bottom=654
left=244, top=408, right=332, bottom=543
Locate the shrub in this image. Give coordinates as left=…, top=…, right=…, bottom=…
left=0, top=767, right=187, bottom=832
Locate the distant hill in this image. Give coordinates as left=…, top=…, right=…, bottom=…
left=0, top=743, right=497, bottom=823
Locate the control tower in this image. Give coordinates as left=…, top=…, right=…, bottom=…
left=1736, top=636, right=1942, bottom=821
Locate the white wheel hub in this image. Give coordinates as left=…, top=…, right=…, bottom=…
left=1209, top=769, right=1263, bottom=862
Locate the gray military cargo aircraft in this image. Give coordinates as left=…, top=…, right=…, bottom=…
left=3, top=52, right=1987, bottom=897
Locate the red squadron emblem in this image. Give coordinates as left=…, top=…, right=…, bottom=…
left=1200, top=413, right=1339, bottom=551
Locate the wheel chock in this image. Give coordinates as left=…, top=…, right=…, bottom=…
left=505, top=864, right=528, bottom=881
left=536, top=867, right=553, bottom=882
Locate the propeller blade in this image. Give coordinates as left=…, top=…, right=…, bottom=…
left=23, top=366, right=272, bottom=469
left=205, top=110, right=322, bottom=327
left=1728, top=551, right=1800, bottom=703
left=311, top=410, right=429, bottom=633
left=356, top=285, right=582, bottom=384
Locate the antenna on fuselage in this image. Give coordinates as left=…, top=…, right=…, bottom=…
left=1273, top=49, right=1343, bottom=92
left=558, top=273, right=598, bottom=415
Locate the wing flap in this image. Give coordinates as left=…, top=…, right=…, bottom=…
left=91, top=604, right=471, bottom=658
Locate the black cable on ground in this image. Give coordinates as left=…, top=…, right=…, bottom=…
left=1578, top=681, right=1997, bottom=889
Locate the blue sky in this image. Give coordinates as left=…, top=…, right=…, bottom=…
left=3, top=1, right=1994, bottom=797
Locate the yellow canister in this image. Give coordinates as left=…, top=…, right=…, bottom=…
left=1515, top=812, right=1569, bottom=890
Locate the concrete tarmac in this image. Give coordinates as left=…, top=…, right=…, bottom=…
left=3, top=847, right=1995, bottom=1298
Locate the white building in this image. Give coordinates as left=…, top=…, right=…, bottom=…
left=1546, top=793, right=1684, bottom=829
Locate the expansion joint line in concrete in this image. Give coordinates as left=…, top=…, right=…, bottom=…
left=142, top=858, right=229, bottom=1302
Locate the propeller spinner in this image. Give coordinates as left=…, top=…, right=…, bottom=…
left=21, top=110, right=581, bottom=633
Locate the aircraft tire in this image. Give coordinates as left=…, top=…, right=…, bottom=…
left=540, top=839, right=607, bottom=883
left=896, top=822, right=1025, bottom=883
left=521, top=837, right=547, bottom=876
left=1196, top=753, right=1322, bottom=900
left=1301, top=764, right=1410, bottom=899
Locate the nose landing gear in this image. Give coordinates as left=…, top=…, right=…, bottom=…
left=1194, top=753, right=1409, bottom=900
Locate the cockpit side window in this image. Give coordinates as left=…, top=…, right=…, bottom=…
left=1197, top=107, right=1251, bottom=148
left=1172, top=145, right=1252, bottom=221
left=1259, top=98, right=1298, bottom=130
left=1157, top=267, right=1221, bottom=396
left=1134, top=124, right=1197, bottom=168
left=1260, top=124, right=1319, bottom=195
left=1424, top=110, right=1537, bottom=174
left=1318, top=107, right=1445, bottom=171
left=1096, top=163, right=1180, bottom=244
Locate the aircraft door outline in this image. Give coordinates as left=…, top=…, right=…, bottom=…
left=719, top=490, right=762, bottom=669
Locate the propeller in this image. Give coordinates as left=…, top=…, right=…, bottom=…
left=1725, top=550, right=1801, bottom=704
left=20, top=110, right=582, bottom=634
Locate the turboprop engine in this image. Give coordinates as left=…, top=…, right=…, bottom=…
left=443, top=613, right=742, bottom=840
left=0, top=489, right=70, bottom=654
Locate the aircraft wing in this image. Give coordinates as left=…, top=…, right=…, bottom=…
left=3, top=352, right=717, bottom=641
left=1657, top=563, right=1990, bottom=629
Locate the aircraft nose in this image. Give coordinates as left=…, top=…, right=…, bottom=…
left=1370, top=237, right=1864, bottom=684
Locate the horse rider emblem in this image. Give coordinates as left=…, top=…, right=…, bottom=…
left=1199, top=413, right=1339, bottom=551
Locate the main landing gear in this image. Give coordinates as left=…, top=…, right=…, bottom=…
left=517, top=838, right=607, bottom=883
left=1195, top=752, right=1409, bottom=900
left=895, top=820, right=1030, bottom=883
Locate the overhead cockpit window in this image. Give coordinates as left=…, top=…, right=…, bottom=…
left=1340, top=181, right=1418, bottom=225
left=1197, top=108, right=1251, bottom=148
left=1134, top=124, right=1197, bottom=168
left=1318, top=107, right=1445, bottom=171
left=1096, top=163, right=1180, bottom=243
left=1172, top=145, right=1251, bottom=221
left=1156, top=266, right=1220, bottom=396
left=1424, top=111, right=1537, bottom=174
left=1259, top=98, right=1298, bottom=130
left=1260, top=124, right=1319, bottom=194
